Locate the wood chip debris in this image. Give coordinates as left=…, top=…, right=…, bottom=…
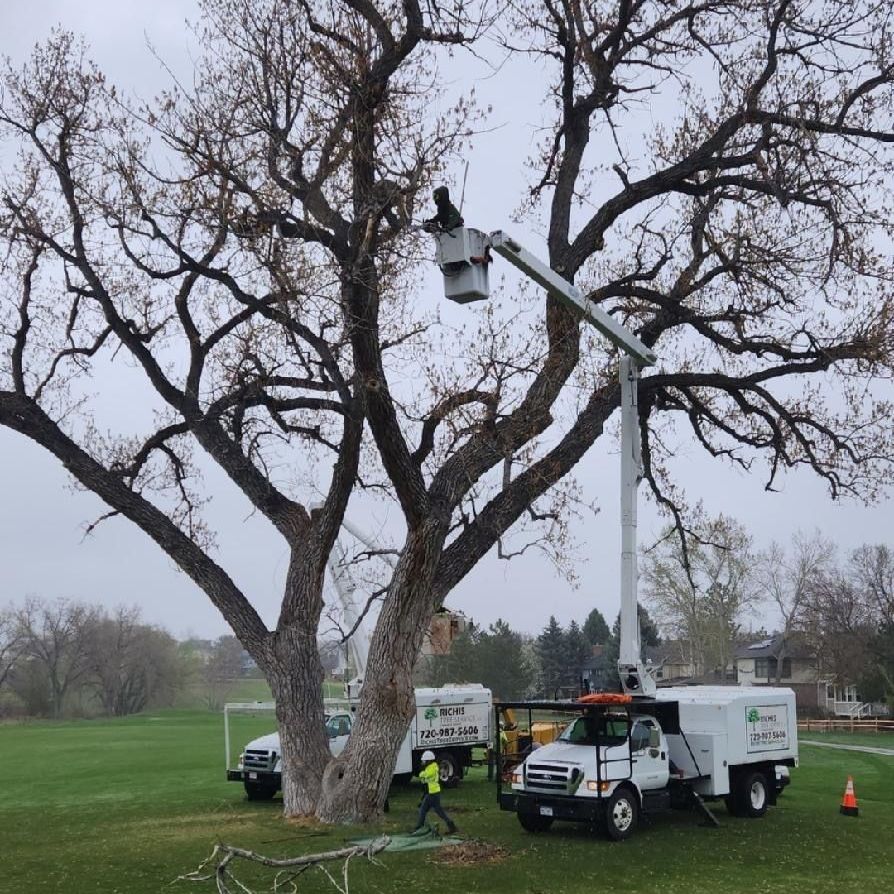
left=428, top=840, right=510, bottom=866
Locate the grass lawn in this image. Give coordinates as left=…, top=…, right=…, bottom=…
left=1, top=714, right=892, bottom=894
left=797, top=730, right=894, bottom=749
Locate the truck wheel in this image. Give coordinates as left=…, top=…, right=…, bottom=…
left=518, top=812, right=553, bottom=833
left=244, top=781, right=277, bottom=801
left=604, top=787, right=639, bottom=841
left=737, top=770, right=769, bottom=818
left=436, top=750, right=461, bottom=788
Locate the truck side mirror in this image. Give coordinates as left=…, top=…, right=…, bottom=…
left=649, top=728, right=661, bottom=748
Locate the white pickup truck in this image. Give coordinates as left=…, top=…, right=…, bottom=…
left=228, top=685, right=492, bottom=800
left=500, top=686, right=798, bottom=839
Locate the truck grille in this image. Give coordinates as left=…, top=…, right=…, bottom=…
left=525, top=761, right=580, bottom=793
left=243, top=749, right=277, bottom=771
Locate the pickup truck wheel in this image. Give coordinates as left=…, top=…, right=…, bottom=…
left=604, top=787, right=639, bottom=841
left=244, top=780, right=277, bottom=801
left=518, top=812, right=553, bottom=833
left=436, top=750, right=461, bottom=788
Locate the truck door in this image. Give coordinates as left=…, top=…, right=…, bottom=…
left=326, top=713, right=353, bottom=757
left=630, top=719, right=669, bottom=791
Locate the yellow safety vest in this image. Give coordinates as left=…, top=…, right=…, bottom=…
left=419, top=761, right=441, bottom=794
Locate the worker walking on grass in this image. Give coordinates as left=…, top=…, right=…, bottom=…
left=413, top=749, right=457, bottom=834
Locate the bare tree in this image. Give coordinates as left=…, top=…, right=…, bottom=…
left=755, top=531, right=833, bottom=682
left=85, top=606, right=181, bottom=716
left=198, top=635, right=246, bottom=712
left=801, top=564, right=874, bottom=688
left=0, top=604, right=25, bottom=690
left=850, top=544, right=894, bottom=627
left=15, top=598, right=96, bottom=718
left=642, top=514, right=754, bottom=676
left=2, top=0, right=894, bottom=823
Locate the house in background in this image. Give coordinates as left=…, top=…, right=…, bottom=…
left=735, top=632, right=888, bottom=718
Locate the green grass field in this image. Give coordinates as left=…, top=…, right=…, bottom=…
left=1, top=716, right=892, bottom=894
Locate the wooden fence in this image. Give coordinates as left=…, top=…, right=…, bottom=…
left=798, top=718, right=894, bottom=733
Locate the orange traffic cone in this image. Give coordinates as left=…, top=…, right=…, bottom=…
left=839, top=776, right=859, bottom=817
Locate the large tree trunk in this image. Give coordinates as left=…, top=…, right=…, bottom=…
left=316, top=521, right=446, bottom=823
left=259, top=545, right=333, bottom=818
left=266, top=625, right=332, bottom=816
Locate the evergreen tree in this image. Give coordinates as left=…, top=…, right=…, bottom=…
left=563, top=620, right=591, bottom=691
left=536, top=616, right=566, bottom=698
left=606, top=605, right=662, bottom=667
left=582, top=608, right=610, bottom=646
left=477, top=620, right=536, bottom=700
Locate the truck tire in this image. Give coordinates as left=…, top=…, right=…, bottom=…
left=518, top=812, right=554, bottom=833
left=435, top=750, right=461, bottom=788
left=244, top=780, right=277, bottom=801
left=604, top=786, right=639, bottom=841
left=728, top=770, right=769, bottom=818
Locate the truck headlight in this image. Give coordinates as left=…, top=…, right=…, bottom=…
left=512, top=773, right=522, bottom=785
left=586, top=780, right=610, bottom=792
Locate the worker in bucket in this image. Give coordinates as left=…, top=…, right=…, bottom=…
left=413, top=750, right=458, bottom=834
left=422, top=186, right=464, bottom=233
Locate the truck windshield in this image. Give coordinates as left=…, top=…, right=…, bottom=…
left=558, top=714, right=628, bottom=747
left=326, top=714, right=352, bottom=738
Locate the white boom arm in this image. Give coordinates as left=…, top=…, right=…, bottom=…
left=485, top=230, right=658, bottom=696
left=316, top=506, right=398, bottom=699
left=488, top=231, right=657, bottom=367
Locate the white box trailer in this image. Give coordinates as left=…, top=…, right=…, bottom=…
left=227, top=684, right=492, bottom=800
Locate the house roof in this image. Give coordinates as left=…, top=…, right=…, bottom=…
left=735, top=632, right=813, bottom=659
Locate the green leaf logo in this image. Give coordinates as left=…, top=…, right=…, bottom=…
left=747, top=708, right=761, bottom=724
left=424, top=708, right=438, bottom=721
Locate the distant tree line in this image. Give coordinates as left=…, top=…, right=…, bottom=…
left=0, top=597, right=258, bottom=719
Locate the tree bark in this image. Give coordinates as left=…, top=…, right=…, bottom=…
left=265, top=624, right=331, bottom=816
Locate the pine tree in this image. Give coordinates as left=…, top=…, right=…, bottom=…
left=536, top=616, right=566, bottom=698
left=582, top=608, right=610, bottom=646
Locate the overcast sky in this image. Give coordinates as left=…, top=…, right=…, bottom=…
left=1, top=1, right=891, bottom=641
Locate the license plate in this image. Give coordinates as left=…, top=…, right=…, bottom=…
left=539, top=806, right=553, bottom=817
left=248, top=772, right=258, bottom=780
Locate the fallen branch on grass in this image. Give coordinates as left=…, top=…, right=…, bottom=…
left=176, top=835, right=390, bottom=894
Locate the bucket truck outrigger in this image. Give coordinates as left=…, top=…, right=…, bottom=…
left=431, top=217, right=798, bottom=840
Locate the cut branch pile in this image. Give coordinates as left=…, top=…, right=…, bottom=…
left=176, top=835, right=390, bottom=894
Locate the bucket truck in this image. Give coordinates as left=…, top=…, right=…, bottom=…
left=226, top=518, right=491, bottom=800
left=431, top=222, right=798, bottom=839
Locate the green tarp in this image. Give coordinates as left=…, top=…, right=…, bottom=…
left=349, top=825, right=462, bottom=852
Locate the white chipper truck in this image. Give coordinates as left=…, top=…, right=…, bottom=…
left=428, top=218, right=798, bottom=838
left=497, top=687, right=797, bottom=839
left=228, top=684, right=492, bottom=799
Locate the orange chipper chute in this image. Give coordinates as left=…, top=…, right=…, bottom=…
left=840, top=776, right=859, bottom=817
